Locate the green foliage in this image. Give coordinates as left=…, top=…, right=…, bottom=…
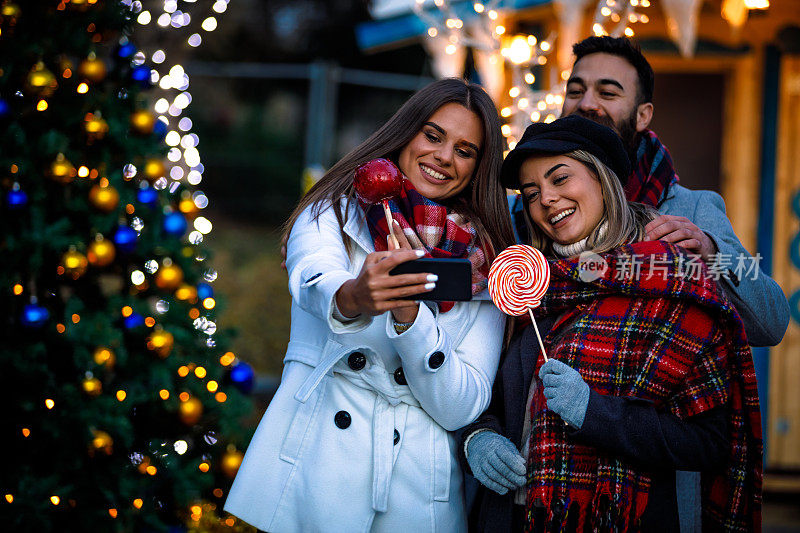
left=0, top=1, right=254, bottom=530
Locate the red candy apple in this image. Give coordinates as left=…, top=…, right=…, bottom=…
left=353, top=158, right=403, bottom=204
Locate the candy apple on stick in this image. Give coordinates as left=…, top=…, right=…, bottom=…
left=354, top=158, right=403, bottom=249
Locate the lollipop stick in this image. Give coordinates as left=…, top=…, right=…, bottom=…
left=528, top=307, right=548, bottom=362
left=530, top=307, right=567, bottom=425
left=382, top=200, right=400, bottom=249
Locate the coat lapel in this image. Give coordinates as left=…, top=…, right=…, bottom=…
left=342, top=201, right=375, bottom=255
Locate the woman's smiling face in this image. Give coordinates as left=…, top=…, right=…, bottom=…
left=519, top=154, right=605, bottom=245
left=397, top=102, right=483, bottom=201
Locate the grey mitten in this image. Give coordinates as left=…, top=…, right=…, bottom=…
left=539, top=358, right=590, bottom=428
left=466, top=430, right=526, bottom=495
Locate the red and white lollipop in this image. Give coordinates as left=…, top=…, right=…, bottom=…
left=488, top=244, right=551, bottom=361
left=354, top=158, right=404, bottom=249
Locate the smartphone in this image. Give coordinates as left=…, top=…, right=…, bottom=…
left=389, top=258, right=472, bottom=301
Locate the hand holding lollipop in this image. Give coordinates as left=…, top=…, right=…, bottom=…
left=354, top=158, right=403, bottom=249
left=488, top=244, right=550, bottom=362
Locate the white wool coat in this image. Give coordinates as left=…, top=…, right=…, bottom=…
left=224, top=200, right=504, bottom=532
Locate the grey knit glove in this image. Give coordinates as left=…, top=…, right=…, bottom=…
left=466, top=430, right=526, bottom=495
left=539, top=358, right=590, bottom=428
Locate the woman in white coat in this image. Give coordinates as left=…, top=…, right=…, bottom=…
left=224, top=78, right=515, bottom=532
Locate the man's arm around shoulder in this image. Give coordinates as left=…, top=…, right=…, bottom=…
left=660, top=184, right=789, bottom=346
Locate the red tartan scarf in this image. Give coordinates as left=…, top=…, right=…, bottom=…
left=624, top=130, right=680, bottom=207
left=525, top=241, right=762, bottom=532
left=359, top=177, right=490, bottom=311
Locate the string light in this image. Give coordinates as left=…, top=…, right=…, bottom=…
left=414, top=1, right=561, bottom=144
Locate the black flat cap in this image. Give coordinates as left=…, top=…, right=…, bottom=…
left=500, top=115, right=631, bottom=189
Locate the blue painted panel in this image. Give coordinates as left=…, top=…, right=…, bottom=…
left=755, top=45, right=781, bottom=457
left=758, top=45, right=780, bottom=277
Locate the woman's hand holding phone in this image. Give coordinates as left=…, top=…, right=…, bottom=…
left=335, top=221, right=435, bottom=322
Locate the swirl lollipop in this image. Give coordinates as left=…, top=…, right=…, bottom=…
left=354, top=158, right=403, bottom=248
left=488, top=244, right=551, bottom=361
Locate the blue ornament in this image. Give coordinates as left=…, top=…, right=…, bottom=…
left=7, top=189, right=28, bottom=209
left=124, top=312, right=145, bottom=329
left=117, top=42, right=137, bottom=59
left=196, top=282, right=214, bottom=300
left=131, top=65, right=151, bottom=88
left=21, top=304, right=50, bottom=328
left=153, top=119, right=167, bottom=139
left=163, top=212, right=187, bottom=237
left=0, top=99, right=9, bottom=118
left=230, top=361, right=255, bottom=394
left=113, top=225, right=138, bottom=253
left=137, top=187, right=159, bottom=207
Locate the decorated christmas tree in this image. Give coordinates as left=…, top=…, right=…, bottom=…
left=0, top=1, right=254, bottom=530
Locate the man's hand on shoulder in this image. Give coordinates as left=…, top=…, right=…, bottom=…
left=645, top=214, right=717, bottom=262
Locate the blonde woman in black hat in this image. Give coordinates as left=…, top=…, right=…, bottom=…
left=460, top=115, right=762, bottom=532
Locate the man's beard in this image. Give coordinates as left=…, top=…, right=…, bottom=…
left=573, top=108, right=640, bottom=155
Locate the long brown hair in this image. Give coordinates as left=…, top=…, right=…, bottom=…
left=282, top=78, right=516, bottom=259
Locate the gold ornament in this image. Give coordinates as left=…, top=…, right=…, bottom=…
left=84, top=113, right=109, bottom=141
left=174, top=283, right=198, bottom=303
left=221, top=446, right=244, bottom=478
left=82, top=376, right=102, bottom=397
left=93, top=347, right=116, bottom=369
left=61, top=248, right=88, bottom=279
left=68, top=0, right=93, bottom=11
left=130, top=110, right=156, bottom=135
left=48, top=154, right=76, bottom=184
left=178, top=194, right=199, bottom=218
left=143, top=158, right=166, bottom=182
left=147, top=329, right=174, bottom=358
left=78, top=54, right=106, bottom=83
left=26, top=62, right=58, bottom=98
left=155, top=262, right=184, bottom=291
left=88, top=236, right=115, bottom=267
left=88, top=183, right=118, bottom=212
left=90, top=429, right=113, bottom=455
left=179, top=396, right=203, bottom=425
left=1, top=3, right=21, bottom=23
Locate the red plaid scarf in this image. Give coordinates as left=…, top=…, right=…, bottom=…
left=359, top=178, right=490, bottom=311
left=526, top=241, right=762, bottom=532
left=624, top=130, right=680, bottom=207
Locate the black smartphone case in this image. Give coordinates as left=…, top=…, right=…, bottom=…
left=389, top=258, right=473, bottom=301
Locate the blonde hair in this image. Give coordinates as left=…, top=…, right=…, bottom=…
left=523, top=150, right=656, bottom=255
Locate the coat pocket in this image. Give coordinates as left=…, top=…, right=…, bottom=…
left=279, top=380, right=327, bottom=465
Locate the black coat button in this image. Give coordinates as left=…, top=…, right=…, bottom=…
left=393, top=367, right=407, bottom=385
left=334, top=411, right=351, bottom=429
left=428, top=351, right=445, bottom=369
left=394, top=429, right=400, bottom=445
left=347, top=352, right=366, bottom=371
